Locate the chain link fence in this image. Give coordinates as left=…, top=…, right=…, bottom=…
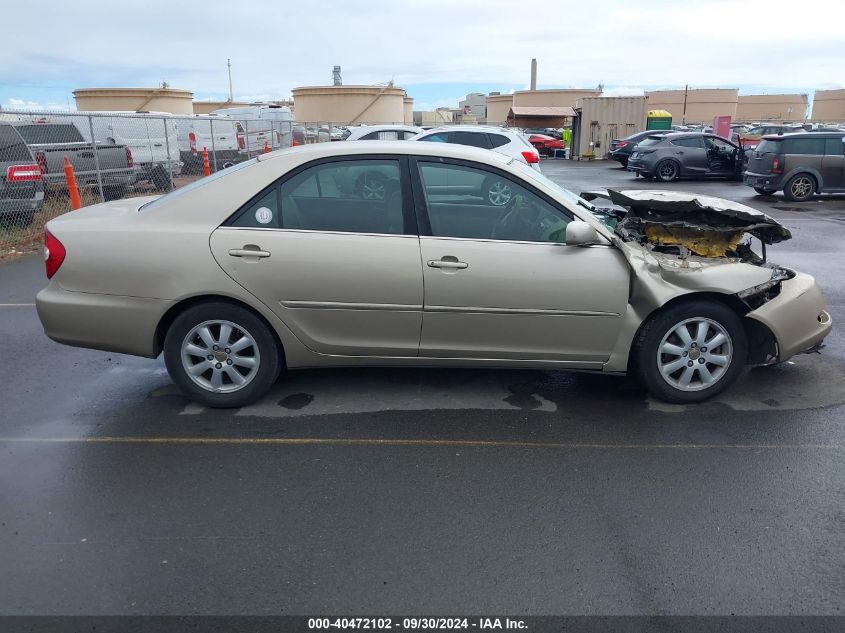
left=0, top=109, right=355, bottom=258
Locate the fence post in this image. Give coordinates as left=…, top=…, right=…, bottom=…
left=210, top=118, right=218, bottom=173
left=162, top=116, right=174, bottom=191
left=87, top=115, right=105, bottom=203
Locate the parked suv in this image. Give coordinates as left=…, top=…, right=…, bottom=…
left=627, top=133, right=744, bottom=182
left=0, top=123, right=44, bottom=226
left=411, top=126, right=541, bottom=170
left=744, top=132, right=845, bottom=201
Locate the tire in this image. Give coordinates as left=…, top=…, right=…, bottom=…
left=753, top=187, right=771, bottom=195
left=655, top=160, right=679, bottom=182
left=12, top=211, right=34, bottom=227
left=151, top=165, right=173, bottom=192
left=633, top=300, right=747, bottom=404
left=163, top=302, right=282, bottom=408
left=357, top=171, right=388, bottom=201
left=620, top=158, right=628, bottom=168
left=482, top=175, right=514, bottom=206
left=783, top=173, right=816, bottom=202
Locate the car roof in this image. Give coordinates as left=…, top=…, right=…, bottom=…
left=348, top=124, right=421, bottom=132
left=425, top=125, right=513, bottom=134
left=257, top=139, right=514, bottom=165
left=761, top=131, right=844, bottom=139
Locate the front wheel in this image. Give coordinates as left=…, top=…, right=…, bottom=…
left=633, top=300, right=747, bottom=404
left=164, top=302, right=282, bottom=408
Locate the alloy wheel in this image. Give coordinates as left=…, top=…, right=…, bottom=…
left=657, top=317, right=733, bottom=392
left=790, top=176, right=813, bottom=199
left=181, top=320, right=261, bottom=393
left=488, top=180, right=513, bottom=206
left=361, top=175, right=386, bottom=201
left=658, top=162, right=678, bottom=180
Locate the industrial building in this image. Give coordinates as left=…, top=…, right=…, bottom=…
left=413, top=108, right=454, bottom=126
left=645, top=88, right=738, bottom=123
left=736, top=94, right=808, bottom=121
left=486, top=93, right=514, bottom=124
left=403, top=97, right=414, bottom=124
left=459, top=93, right=487, bottom=119
left=572, top=96, right=647, bottom=159
left=73, top=87, right=194, bottom=114
left=811, top=89, right=845, bottom=121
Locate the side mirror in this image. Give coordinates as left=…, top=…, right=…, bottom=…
left=565, top=220, right=599, bottom=246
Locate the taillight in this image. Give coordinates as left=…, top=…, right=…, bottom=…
left=521, top=150, right=540, bottom=164
left=125, top=147, right=134, bottom=168
left=35, top=151, right=48, bottom=174
left=237, top=132, right=245, bottom=150
left=772, top=156, right=783, bottom=174
left=44, top=228, right=66, bottom=279
left=616, top=140, right=629, bottom=148
left=7, top=164, right=42, bottom=182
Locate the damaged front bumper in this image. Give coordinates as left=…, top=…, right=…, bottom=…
left=745, top=272, right=832, bottom=362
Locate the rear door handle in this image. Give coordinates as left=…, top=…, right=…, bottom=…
left=229, top=248, right=270, bottom=258
left=427, top=259, right=468, bottom=270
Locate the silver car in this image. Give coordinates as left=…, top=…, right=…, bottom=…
left=36, top=142, right=831, bottom=408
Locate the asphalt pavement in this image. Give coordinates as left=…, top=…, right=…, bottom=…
left=1, top=160, right=843, bottom=616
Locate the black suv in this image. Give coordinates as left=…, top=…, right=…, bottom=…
left=744, top=132, right=845, bottom=201
left=0, top=123, right=45, bottom=226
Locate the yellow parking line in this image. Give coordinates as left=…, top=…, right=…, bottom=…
left=0, top=436, right=840, bottom=450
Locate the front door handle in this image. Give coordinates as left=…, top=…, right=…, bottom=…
left=427, top=258, right=468, bottom=270
left=229, top=247, right=271, bottom=258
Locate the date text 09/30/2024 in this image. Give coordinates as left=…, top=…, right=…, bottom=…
left=307, top=617, right=528, bottom=630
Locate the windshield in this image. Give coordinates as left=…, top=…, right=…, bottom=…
left=140, top=158, right=258, bottom=212
left=755, top=139, right=782, bottom=154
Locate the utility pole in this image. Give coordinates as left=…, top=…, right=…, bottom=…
left=682, top=84, right=688, bottom=124
left=227, top=59, right=234, bottom=102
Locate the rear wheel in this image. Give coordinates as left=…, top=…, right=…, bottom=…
left=783, top=173, right=816, bottom=202
left=633, top=300, right=747, bottom=404
left=164, top=302, right=282, bottom=408
left=655, top=160, right=679, bottom=182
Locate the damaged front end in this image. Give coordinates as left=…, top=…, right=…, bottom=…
left=580, top=189, right=830, bottom=370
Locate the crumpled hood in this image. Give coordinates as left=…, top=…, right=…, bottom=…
left=582, top=189, right=792, bottom=245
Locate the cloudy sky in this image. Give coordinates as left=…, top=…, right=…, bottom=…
left=2, top=0, right=844, bottom=111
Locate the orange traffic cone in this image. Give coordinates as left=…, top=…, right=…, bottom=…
left=263, top=141, right=270, bottom=154
left=64, top=156, right=82, bottom=210
left=202, top=147, right=211, bottom=176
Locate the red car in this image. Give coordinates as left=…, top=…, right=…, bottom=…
left=527, top=134, right=564, bottom=156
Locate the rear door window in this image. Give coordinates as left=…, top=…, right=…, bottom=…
left=0, top=126, right=33, bottom=162
left=418, top=132, right=450, bottom=143
left=487, top=134, right=510, bottom=148
left=636, top=136, right=665, bottom=147
left=451, top=131, right=492, bottom=149
left=233, top=159, right=407, bottom=235
left=671, top=137, right=704, bottom=148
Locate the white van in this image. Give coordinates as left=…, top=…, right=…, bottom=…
left=169, top=115, right=241, bottom=174
left=77, top=112, right=182, bottom=190
left=210, top=104, right=293, bottom=155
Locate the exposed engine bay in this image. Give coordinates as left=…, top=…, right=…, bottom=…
left=581, top=189, right=791, bottom=262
